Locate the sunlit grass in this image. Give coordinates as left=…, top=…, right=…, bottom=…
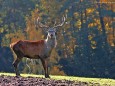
left=0, top=72, right=115, bottom=86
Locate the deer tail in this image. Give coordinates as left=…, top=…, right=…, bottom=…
left=10, top=43, right=17, bottom=59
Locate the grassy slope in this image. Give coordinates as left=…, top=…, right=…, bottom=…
left=0, top=73, right=115, bottom=86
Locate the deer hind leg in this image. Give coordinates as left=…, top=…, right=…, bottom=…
left=12, top=49, right=23, bottom=77
left=13, top=58, right=22, bottom=76
left=41, top=58, right=50, bottom=78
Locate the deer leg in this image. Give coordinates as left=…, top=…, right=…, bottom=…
left=13, top=58, right=21, bottom=77
left=41, top=59, right=50, bottom=78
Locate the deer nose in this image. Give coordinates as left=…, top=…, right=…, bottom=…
left=51, top=34, right=53, bottom=37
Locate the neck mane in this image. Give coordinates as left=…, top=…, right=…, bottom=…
left=45, top=36, right=57, bottom=48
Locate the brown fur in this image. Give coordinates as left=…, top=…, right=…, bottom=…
left=10, top=40, right=50, bottom=78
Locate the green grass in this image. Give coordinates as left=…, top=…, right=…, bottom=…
left=0, top=72, right=115, bottom=86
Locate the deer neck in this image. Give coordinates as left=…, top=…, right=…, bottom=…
left=45, top=36, right=57, bottom=49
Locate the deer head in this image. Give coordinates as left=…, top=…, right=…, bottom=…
left=35, top=15, right=67, bottom=39
left=47, top=28, right=56, bottom=39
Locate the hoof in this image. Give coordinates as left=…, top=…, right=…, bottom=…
left=15, top=74, right=21, bottom=78
left=45, top=75, right=50, bottom=78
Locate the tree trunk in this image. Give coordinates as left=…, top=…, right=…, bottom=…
left=97, top=0, right=110, bottom=53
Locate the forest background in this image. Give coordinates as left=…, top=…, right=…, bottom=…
left=0, top=0, right=115, bottom=79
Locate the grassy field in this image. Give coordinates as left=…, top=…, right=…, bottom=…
left=0, top=72, right=115, bottom=86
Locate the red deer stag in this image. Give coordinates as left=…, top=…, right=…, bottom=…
left=10, top=16, right=66, bottom=78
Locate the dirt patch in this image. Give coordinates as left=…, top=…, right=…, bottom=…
left=0, top=75, right=91, bottom=86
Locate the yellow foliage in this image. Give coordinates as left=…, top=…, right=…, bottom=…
left=91, top=40, right=97, bottom=49
left=86, top=8, right=95, bottom=14
left=91, top=45, right=96, bottom=49
left=50, top=66, right=66, bottom=76
left=50, top=49, right=59, bottom=63
left=107, top=32, right=115, bottom=46
left=88, top=35, right=93, bottom=40
left=0, top=28, right=4, bottom=33
left=76, top=20, right=81, bottom=29
left=88, top=23, right=94, bottom=28
left=94, top=19, right=100, bottom=25
left=100, top=0, right=108, bottom=3
left=25, top=9, right=43, bottom=41
left=91, top=41, right=96, bottom=45
left=74, top=12, right=79, bottom=17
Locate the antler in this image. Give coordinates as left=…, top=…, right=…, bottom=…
left=36, top=17, right=49, bottom=28
left=53, top=15, right=67, bottom=28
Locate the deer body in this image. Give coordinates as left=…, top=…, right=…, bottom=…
left=11, top=38, right=56, bottom=59
left=10, top=29, right=57, bottom=78
left=11, top=40, right=46, bottom=59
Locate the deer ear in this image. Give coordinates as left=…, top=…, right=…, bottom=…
left=41, top=29, right=47, bottom=38
left=41, top=28, right=48, bottom=33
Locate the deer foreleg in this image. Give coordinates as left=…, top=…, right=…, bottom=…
left=41, top=58, right=50, bottom=78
